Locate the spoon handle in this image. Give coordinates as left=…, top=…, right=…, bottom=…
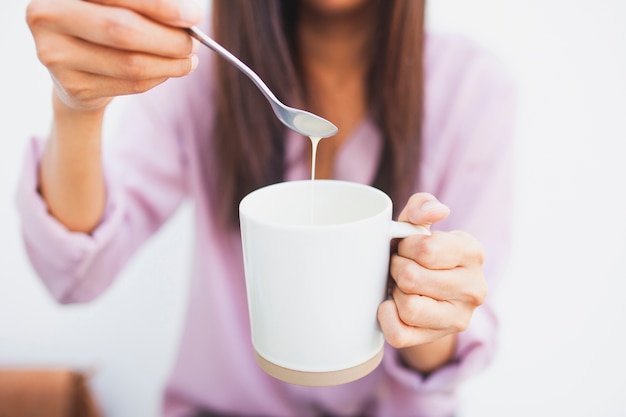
left=186, top=26, right=279, bottom=104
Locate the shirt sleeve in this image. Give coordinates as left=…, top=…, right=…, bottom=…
left=15, top=75, right=200, bottom=304
left=377, top=34, right=517, bottom=415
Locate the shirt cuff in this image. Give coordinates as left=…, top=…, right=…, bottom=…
left=15, top=136, right=126, bottom=303
left=381, top=304, right=498, bottom=393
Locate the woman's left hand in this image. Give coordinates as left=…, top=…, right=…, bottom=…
left=377, top=193, right=487, bottom=372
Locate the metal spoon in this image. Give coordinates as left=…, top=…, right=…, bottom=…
left=186, top=26, right=338, bottom=138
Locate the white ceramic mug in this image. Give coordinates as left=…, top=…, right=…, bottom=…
left=239, top=180, right=429, bottom=386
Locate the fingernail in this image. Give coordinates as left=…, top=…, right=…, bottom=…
left=179, top=0, right=203, bottom=24
left=421, top=199, right=446, bottom=213
left=191, top=38, right=200, bottom=54
left=190, top=55, right=199, bottom=72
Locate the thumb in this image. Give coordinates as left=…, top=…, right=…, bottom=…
left=86, top=0, right=204, bottom=27
left=398, top=193, right=450, bottom=226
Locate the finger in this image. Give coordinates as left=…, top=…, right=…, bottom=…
left=390, top=254, right=458, bottom=301
left=398, top=193, right=450, bottom=227
left=391, top=286, right=458, bottom=331
left=390, top=251, right=488, bottom=310
left=377, top=300, right=443, bottom=348
left=52, top=69, right=169, bottom=109
left=30, top=0, right=197, bottom=58
left=86, top=0, right=204, bottom=27
left=47, top=33, right=198, bottom=80
left=398, top=230, right=485, bottom=270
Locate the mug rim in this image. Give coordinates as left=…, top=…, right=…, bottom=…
left=239, top=179, right=392, bottom=230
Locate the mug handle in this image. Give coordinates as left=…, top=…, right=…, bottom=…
left=390, top=221, right=430, bottom=239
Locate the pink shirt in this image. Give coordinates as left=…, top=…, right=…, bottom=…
left=16, top=32, right=515, bottom=417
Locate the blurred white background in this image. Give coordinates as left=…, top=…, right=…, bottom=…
left=1, top=1, right=625, bottom=416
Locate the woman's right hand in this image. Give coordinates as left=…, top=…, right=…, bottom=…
left=27, top=0, right=203, bottom=233
left=26, top=0, right=203, bottom=113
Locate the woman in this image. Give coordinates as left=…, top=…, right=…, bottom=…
left=21, top=0, right=515, bottom=416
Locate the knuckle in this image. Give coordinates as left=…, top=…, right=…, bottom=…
left=415, top=237, right=438, bottom=267
left=453, top=230, right=485, bottom=265
left=385, top=327, right=409, bottom=349
left=409, top=192, right=434, bottom=207
left=127, top=79, right=153, bottom=95
left=473, top=249, right=485, bottom=267
left=380, top=299, right=412, bottom=349
left=474, top=279, right=488, bottom=305
left=34, top=38, right=60, bottom=67
left=101, top=9, right=137, bottom=47
left=406, top=193, right=423, bottom=208
left=120, top=53, right=149, bottom=79
left=397, top=296, right=423, bottom=327
left=452, top=313, right=472, bottom=332
left=468, top=238, right=486, bottom=265
left=402, top=193, right=432, bottom=221
left=394, top=259, right=418, bottom=293
left=396, top=307, right=413, bottom=329
left=25, top=2, right=40, bottom=28
left=26, top=0, right=53, bottom=28
left=129, top=77, right=167, bottom=95
left=463, top=274, right=488, bottom=307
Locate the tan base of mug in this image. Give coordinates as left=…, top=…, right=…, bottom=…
left=254, top=347, right=384, bottom=386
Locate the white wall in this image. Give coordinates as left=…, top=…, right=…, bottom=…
left=426, top=2, right=626, bottom=416
left=0, top=3, right=194, bottom=416
left=1, top=1, right=625, bottom=416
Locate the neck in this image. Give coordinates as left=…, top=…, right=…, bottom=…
left=295, top=1, right=379, bottom=180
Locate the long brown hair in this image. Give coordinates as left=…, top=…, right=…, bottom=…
left=205, top=0, right=425, bottom=228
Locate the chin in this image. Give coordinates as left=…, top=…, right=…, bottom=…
left=300, top=0, right=371, bottom=14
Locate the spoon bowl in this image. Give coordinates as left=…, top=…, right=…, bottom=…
left=187, top=26, right=338, bottom=139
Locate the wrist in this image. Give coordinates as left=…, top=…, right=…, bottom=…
left=51, top=91, right=105, bottom=146
left=52, top=83, right=111, bottom=117
left=399, top=333, right=457, bottom=375
left=41, top=91, right=107, bottom=233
